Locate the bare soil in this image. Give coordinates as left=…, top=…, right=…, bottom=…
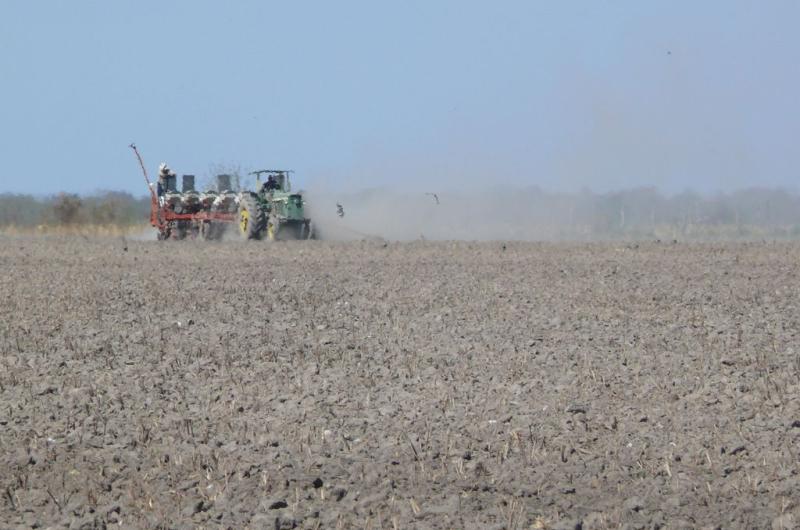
left=1, top=238, right=799, bottom=529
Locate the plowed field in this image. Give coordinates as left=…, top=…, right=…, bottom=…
left=2, top=238, right=799, bottom=529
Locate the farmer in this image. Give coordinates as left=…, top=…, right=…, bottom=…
left=263, top=174, right=280, bottom=192
left=157, top=162, right=176, bottom=197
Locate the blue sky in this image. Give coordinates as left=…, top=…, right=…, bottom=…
left=1, top=1, right=798, bottom=195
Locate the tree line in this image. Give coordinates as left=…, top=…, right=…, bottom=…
left=502, top=186, right=800, bottom=238
left=1, top=186, right=799, bottom=239
left=0, top=192, right=150, bottom=227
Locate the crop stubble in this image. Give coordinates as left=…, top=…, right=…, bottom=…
left=1, top=238, right=799, bottom=529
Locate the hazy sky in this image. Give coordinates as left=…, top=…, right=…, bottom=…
left=1, top=1, right=798, bottom=195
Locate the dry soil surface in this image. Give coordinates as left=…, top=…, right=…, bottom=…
left=1, top=238, right=799, bottom=529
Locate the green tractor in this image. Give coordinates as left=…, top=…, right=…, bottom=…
left=238, top=170, right=313, bottom=240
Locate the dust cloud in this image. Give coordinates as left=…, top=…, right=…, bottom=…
left=304, top=186, right=800, bottom=242
left=305, top=188, right=598, bottom=242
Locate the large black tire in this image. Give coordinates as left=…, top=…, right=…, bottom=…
left=174, top=221, right=191, bottom=240
left=266, top=214, right=280, bottom=241
left=266, top=219, right=315, bottom=240
left=267, top=217, right=305, bottom=240
left=287, top=221, right=306, bottom=240
left=238, top=195, right=267, bottom=240
left=304, top=220, right=315, bottom=240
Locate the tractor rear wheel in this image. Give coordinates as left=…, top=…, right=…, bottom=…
left=238, top=195, right=266, bottom=240
left=303, top=221, right=315, bottom=240
left=285, top=221, right=305, bottom=240
left=266, top=215, right=280, bottom=241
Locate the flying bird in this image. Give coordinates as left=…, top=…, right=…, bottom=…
left=425, top=193, right=439, bottom=205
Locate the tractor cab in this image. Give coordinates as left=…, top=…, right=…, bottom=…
left=250, top=169, right=292, bottom=194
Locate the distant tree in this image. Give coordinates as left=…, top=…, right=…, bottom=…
left=52, top=193, right=83, bottom=225
left=0, top=194, right=46, bottom=226
left=84, top=191, right=149, bottom=225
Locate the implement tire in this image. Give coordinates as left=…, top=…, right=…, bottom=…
left=201, top=221, right=222, bottom=241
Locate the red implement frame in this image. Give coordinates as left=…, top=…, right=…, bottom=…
left=129, top=143, right=237, bottom=235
